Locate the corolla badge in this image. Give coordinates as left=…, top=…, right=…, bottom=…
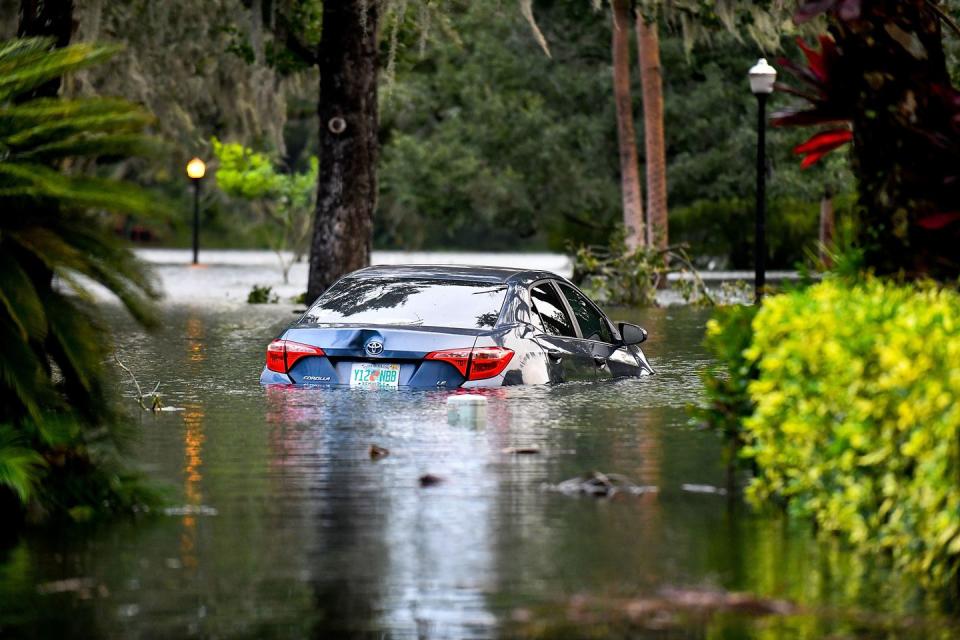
left=365, top=340, right=384, bottom=356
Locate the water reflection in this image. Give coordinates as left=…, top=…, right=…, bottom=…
left=0, top=304, right=955, bottom=638
left=260, top=388, right=499, bottom=636
left=185, top=315, right=205, bottom=364
left=181, top=313, right=207, bottom=574
left=180, top=403, right=205, bottom=573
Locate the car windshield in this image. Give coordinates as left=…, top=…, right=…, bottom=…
left=302, top=278, right=508, bottom=330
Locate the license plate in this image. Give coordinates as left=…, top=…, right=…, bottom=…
left=349, top=362, right=401, bottom=388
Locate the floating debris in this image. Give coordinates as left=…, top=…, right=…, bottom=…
left=553, top=588, right=798, bottom=630
left=114, top=355, right=165, bottom=412
left=681, top=484, right=728, bottom=496
left=658, top=587, right=795, bottom=615
left=501, top=446, right=540, bottom=455
left=162, top=505, right=219, bottom=516
left=369, top=444, right=390, bottom=460
left=419, top=473, right=444, bottom=487
left=544, top=471, right=658, bottom=498
left=447, top=394, right=487, bottom=426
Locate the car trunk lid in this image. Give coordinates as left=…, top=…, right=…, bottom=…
left=281, top=325, right=482, bottom=387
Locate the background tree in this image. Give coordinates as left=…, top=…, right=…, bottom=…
left=211, top=138, right=317, bottom=283
left=307, top=0, right=380, bottom=300
left=379, top=1, right=851, bottom=266
left=637, top=13, right=669, bottom=249
left=610, top=0, right=647, bottom=249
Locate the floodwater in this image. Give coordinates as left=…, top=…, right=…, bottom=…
left=0, top=254, right=954, bottom=639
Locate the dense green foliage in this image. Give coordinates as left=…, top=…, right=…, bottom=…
left=0, top=38, right=164, bottom=521
left=703, top=279, right=960, bottom=591
left=211, top=138, right=316, bottom=281
left=379, top=2, right=620, bottom=250
left=377, top=1, right=854, bottom=263
left=0, top=2, right=860, bottom=266
left=699, top=303, right=759, bottom=468
left=745, top=279, right=960, bottom=589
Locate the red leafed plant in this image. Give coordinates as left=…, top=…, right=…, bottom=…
left=914, top=83, right=960, bottom=229
left=772, top=35, right=854, bottom=168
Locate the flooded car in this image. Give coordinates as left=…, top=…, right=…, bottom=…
left=259, top=265, right=653, bottom=388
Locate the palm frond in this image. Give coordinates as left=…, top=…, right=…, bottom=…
left=0, top=163, right=167, bottom=218
left=42, top=291, right=109, bottom=420
left=0, top=36, right=165, bottom=518
left=0, top=315, right=48, bottom=425
left=0, top=39, right=120, bottom=101
left=11, top=224, right=159, bottom=327
left=4, top=110, right=155, bottom=148
left=0, top=250, right=46, bottom=342
left=0, top=426, right=46, bottom=503
left=12, top=133, right=166, bottom=163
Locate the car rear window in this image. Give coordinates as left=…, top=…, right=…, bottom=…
left=302, top=278, right=508, bottom=330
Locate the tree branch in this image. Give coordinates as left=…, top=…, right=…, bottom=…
left=927, top=0, right=960, bottom=40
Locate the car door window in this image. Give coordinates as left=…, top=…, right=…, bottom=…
left=559, top=284, right=614, bottom=343
left=529, top=283, right=576, bottom=337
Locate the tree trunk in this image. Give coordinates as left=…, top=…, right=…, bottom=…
left=306, top=1, right=379, bottom=301
left=829, top=1, right=957, bottom=278
left=610, top=0, right=645, bottom=251
left=18, top=0, right=74, bottom=98
left=637, top=17, right=668, bottom=250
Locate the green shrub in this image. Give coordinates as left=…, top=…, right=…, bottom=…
left=741, top=279, right=960, bottom=590
left=671, top=193, right=857, bottom=270
left=247, top=284, right=278, bottom=304
left=571, top=230, right=714, bottom=307
left=698, top=304, right=760, bottom=474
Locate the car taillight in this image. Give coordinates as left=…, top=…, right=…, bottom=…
left=469, top=347, right=515, bottom=379
left=425, top=347, right=514, bottom=381
left=266, top=339, right=325, bottom=373
left=425, top=348, right=472, bottom=377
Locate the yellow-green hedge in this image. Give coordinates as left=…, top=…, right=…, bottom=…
left=740, top=279, right=960, bottom=589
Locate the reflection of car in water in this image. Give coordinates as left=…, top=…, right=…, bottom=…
left=260, top=265, right=653, bottom=388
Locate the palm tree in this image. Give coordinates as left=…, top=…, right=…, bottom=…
left=610, top=0, right=646, bottom=250
left=0, top=37, right=165, bottom=519
left=636, top=15, right=668, bottom=250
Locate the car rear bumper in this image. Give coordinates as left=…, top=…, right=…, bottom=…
left=258, top=367, right=508, bottom=389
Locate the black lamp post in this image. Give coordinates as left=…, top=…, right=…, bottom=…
left=749, top=58, right=776, bottom=304
left=186, top=157, right=206, bottom=265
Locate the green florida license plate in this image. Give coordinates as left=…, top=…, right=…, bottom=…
left=349, top=362, right=401, bottom=388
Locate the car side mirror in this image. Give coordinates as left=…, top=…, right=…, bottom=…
left=618, top=322, right=648, bottom=345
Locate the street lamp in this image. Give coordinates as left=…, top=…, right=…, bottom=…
left=186, top=157, right=206, bottom=265
left=749, top=58, right=776, bottom=303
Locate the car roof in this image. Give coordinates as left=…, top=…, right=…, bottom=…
left=347, top=264, right=564, bottom=286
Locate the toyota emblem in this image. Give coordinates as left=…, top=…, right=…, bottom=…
left=365, top=340, right=384, bottom=356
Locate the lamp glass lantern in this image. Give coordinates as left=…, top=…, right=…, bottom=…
left=186, top=157, right=206, bottom=180
left=749, top=58, right=777, bottom=95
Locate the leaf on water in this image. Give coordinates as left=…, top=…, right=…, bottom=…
left=369, top=444, right=390, bottom=460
